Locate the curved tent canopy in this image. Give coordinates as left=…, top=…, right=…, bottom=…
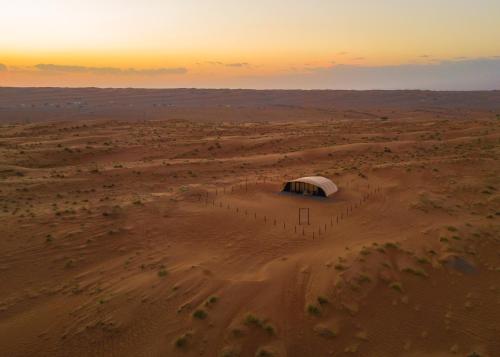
left=282, top=176, right=338, bottom=197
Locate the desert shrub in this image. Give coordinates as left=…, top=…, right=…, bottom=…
left=314, top=324, right=337, bottom=338
left=255, top=348, right=274, bottom=357
left=357, top=274, right=372, bottom=283
left=402, top=267, right=428, bottom=278
left=263, top=323, right=276, bottom=335
left=334, top=263, right=346, bottom=271
left=417, top=257, right=430, bottom=264
left=244, top=313, right=262, bottom=326
left=193, top=309, right=207, bottom=320
left=467, top=352, right=482, bottom=357
left=219, top=347, right=240, bottom=357
left=384, top=242, right=398, bottom=249
left=317, top=296, right=329, bottom=305
left=231, top=328, right=244, bottom=337
left=307, top=304, right=320, bottom=316
left=360, top=248, right=371, bottom=256
left=389, top=282, right=404, bottom=293
left=381, top=261, right=391, bottom=268
left=205, top=295, right=218, bottom=306
left=174, top=335, right=188, bottom=348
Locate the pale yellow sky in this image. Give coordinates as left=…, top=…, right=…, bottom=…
left=1, top=0, right=499, bottom=88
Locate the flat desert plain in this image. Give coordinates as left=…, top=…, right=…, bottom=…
left=0, top=89, right=499, bottom=357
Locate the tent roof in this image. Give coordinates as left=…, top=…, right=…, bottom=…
left=287, top=176, right=338, bottom=197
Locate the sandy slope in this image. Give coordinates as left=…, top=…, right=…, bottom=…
left=0, top=96, right=499, bottom=356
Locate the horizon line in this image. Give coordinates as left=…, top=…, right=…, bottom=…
left=1, top=86, right=499, bottom=93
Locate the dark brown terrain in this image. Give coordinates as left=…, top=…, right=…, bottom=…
left=1, top=87, right=500, bottom=123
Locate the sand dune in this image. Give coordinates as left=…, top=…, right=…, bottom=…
left=0, top=90, right=499, bottom=356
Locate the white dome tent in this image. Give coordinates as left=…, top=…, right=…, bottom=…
left=282, top=176, right=338, bottom=197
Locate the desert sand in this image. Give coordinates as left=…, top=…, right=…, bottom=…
left=0, top=88, right=499, bottom=357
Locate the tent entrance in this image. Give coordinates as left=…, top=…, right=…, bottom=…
left=283, top=181, right=326, bottom=197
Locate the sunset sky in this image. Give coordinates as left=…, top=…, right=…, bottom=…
left=1, top=0, right=499, bottom=89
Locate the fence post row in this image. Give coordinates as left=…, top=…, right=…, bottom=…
left=194, top=180, right=382, bottom=240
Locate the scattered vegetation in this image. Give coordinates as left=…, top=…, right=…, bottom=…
left=334, top=263, right=347, bottom=271
left=205, top=295, right=219, bottom=307
left=357, top=273, right=372, bottom=284
left=314, top=324, right=337, bottom=338
left=384, top=242, right=399, bottom=249
left=174, top=334, right=188, bottom=348
left=416, top=257, right=430, bottom=264
left=219, top=347, right=240, bottom=357
left=402, top=267, right=428, bottom=278
left=158, top=265, right=168, bottom=278
left=317, top=296, right=329, bottom=305
left=244, top=313, right=262, bottom=326
left=263, top=323, right=276, bottom=336
left=389, top=282, right=404, bottom=293
left=360, top=247, right=371, bottom=256
left=255, top=347, right=274, bottom=357
left=307, top=304, right=320, bottom=316
left=243, top=313, right=276, bottom=335
left=468, top=352, right=482, bottom=357
left=193, top=309, right=208, bottom=320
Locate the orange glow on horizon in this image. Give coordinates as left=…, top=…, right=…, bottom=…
left=1, top=1, right=499, bottom=89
